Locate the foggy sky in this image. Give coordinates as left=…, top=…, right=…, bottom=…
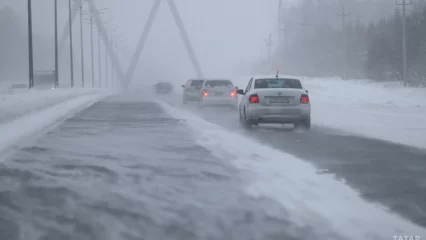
left=1, top=0, right=279, bottom=85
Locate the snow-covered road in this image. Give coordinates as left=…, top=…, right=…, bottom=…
left=1, top=94, right=346, bottom=240
left=0, top=80, right=425, bottom=240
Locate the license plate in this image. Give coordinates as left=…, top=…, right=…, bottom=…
left=267, top=96, right=290, bottom=103
left=214, top=92, right=224, bottom=96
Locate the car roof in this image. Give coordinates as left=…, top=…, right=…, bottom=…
left=252, top=74, right=298, bottom=79
left=187, top=79, right=205, bottom=82
left=187, top=78, right=232, bottom=81
left=254, top=77, right=301, bottom=81
left=203, top=79, right=232, bottom=82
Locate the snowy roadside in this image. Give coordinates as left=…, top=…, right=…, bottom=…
left=301, top=78, right=426, bottom=149
left=0, top=88, right=113, bottom=124
left=0, top=91, right=111, bottom=157
left=158, top=100, right=426, bottom=240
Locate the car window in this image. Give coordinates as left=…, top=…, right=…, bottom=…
left=253, top=78, right=302, bottom=89
left=204, top=80, right=233, bottom=88
left=188, top=80, right=204, bottom=87
left=245, top=78, right=253, bottom=93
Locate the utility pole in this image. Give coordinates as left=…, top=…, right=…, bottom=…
left=90, top=13, right=95, bottom=88
left=98, top=30, right=102, bottom=87
left=54, top=0, right=59, bottom=88
left=265, top=34, right=273, bottom=75
left=87, top=0, right=125, bottom=88
left=27, top=0, right=34, bottom=89
left=110, top=37, right=114, bottom=87
left=59, top=0, right=79, bottom=57
left=105, top=35, right=109, bottom=87
left=396, top=0, right=412, bottom=87
left=79, top=0, right=85, bottom=87
left=278, top=0, right=287, bottom=63
left=338, top=3, right=349, bottom=80
left=68, top=0, right=74, bottom=87
left=278, top=0, right=282, bottom=50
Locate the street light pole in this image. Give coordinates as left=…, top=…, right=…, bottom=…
left=265, top=34, right=273, bottom=75
left=98, top=30, right=102, bottom=87
left=338, top=4, right=349, bottom=80
left=54, top=0, right=59, bottom=88
left=105, top=36, right=108, bottom=88
left=79, top=0, right=85, bottom=87
left=68, top=0, right=74, bottom=87
left=110, top=36, right=113, bottom=87
left=397, top=0, right=412, bottom=87
left=27, top=0, right=34, bottom=89
left=278, top=0, right=282, bottom=56
left=90, top=14, right=95, bottom=88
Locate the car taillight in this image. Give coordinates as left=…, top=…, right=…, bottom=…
left=201, top=89, right=208, bottom=96
left=230, top=89, right=236, bottom=97
left=249, top=94, right=259, bottom=103
left=300, top=94, right=309, bottom=104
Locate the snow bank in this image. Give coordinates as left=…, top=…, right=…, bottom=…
left=0, top=88, right=110, bottom=123
left=0, top=93, right=108, bottom=156
left=302, top=78, right=426, bottom=149
left=159, top=101, right=426, bottom=240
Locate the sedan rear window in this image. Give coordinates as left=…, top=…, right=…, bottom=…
left=157, top=82, right=172, bottom=86
left=205, top=80, right=233, bottom=88
left=254, top=78, right=302, bottom=89
left=188, top=80, right=204, bottom=87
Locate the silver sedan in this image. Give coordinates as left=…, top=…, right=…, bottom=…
left=237, top=77, right=311, bottom=129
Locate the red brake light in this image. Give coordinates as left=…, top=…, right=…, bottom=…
left=249, top=94, right=259, bottom=103
left=230, top=89, right=236, bottom=96
left=300, top=94, right=309, bottom=104
left=201, top=89, right=208, bottom=96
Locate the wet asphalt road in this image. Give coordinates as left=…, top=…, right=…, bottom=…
left=158, top=92, right=426, bottom=228
left=0, top=94, right=346, bottom=240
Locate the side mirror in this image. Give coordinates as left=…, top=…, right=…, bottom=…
left=305, top=90, right=309, bottom=93
left=236, top=89, right=245, bottom=95
left=181, top=85, right=185, bottom=88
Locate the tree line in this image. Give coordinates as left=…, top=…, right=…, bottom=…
left=274, top=0, right=426, bottom=86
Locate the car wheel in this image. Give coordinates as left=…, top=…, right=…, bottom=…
left=198, top=98, right=204, bottom=109
left=295, top=117, right=311, bottom=130
left=242, top=109, right=252, bottom=129
left=182, top=95, right=188, bottom=104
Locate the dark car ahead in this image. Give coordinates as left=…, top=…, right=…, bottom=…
left=154, top=82, right=173, bottom=94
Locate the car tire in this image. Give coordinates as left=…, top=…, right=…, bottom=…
left=198, top=98, right=204, bottom=109
left=295, top=117, right=311, bottom=130
left=182, top=96, right=188, bottom=104
left=241, top=109, right=252, bottom=129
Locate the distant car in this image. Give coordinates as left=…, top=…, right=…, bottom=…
left=237, top=76, right=311, bottom=130
left=181, top=79, right=205, bottom=104
left=182, top=79, right=237, bottom=108
left=154, top=82, right=173, bottom=94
